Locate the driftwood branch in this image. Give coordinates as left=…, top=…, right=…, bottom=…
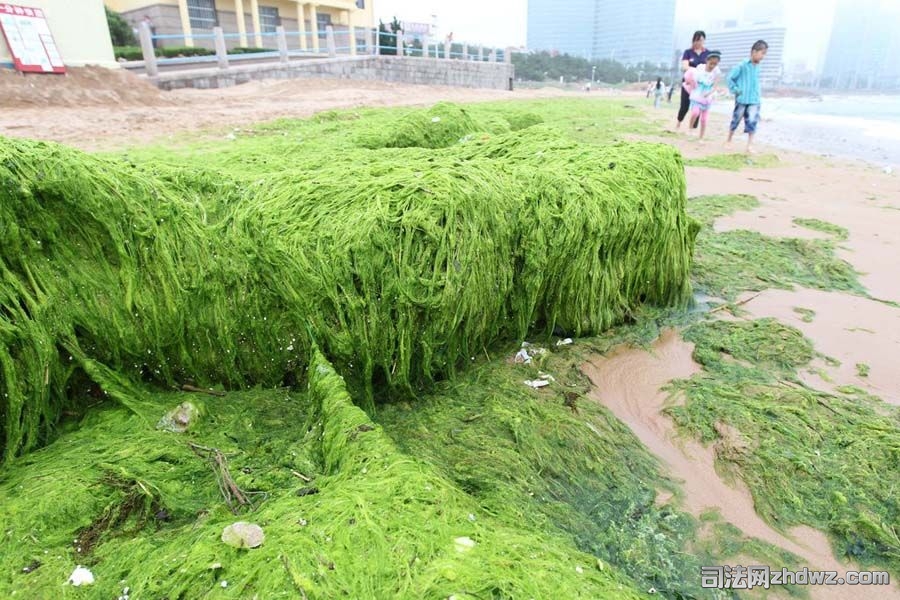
left=181, top=384, right=226, bottom=397
left=188, top=442, right=250, bottom=513
left=291, top=470, right=312, bottom=482
left=708, top=292, right=763, bottom=315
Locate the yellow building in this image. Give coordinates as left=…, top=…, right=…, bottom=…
left=0, top=0, right=116, bottom=68
left=105, top=0, right=374, bottom=51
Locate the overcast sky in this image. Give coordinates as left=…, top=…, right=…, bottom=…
left=375, top=0, right=839, bottom=70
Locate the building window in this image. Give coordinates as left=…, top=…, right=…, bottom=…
left=187, top=0, right=217, bottom=29
left=356, top=0, right=365, bottom=8
left=259, top=6, right=280, bottom=33
left=316, top=12, right=332, bottom=39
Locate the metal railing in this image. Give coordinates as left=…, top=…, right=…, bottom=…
left=137, top=22, right=512, bottom=76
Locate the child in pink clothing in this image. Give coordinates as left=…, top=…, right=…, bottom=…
left=683, top=50, right=722, bottom=140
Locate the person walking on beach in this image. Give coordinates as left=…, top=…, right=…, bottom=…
left=683, top=51, right=722, bottom=141
left=676, top=31, right=709, bottom=129
left=667, top=81, right=675, bottom=103
left=653, top=77, right=665, bottom=108
left=726, top=40, right=768, bottom=153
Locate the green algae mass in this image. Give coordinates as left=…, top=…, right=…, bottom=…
left=0, top=108, right=696, bottom=460
left=3, top=101, right=899, bottom=597
left=0, top=100, right=697, bottom=598
left=0, top=351, right=644, bottom=599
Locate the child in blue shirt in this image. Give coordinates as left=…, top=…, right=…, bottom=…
left=726, top=40, right=768, bottom=153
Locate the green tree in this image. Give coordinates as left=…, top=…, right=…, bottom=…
left=378, top=17, right=402, bottom=56
left=106, top=7, right=137, bottom=47
left=512, top=51, right=667, bottom=84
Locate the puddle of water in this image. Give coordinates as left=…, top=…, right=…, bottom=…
left=691, top=292, right=724, bottom=314
left=582, top=329, right=900, bottom=599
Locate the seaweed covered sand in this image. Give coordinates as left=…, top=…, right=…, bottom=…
left=3, top=98, right=899, bottom=599
left=1, top=101, right=696, bottom=598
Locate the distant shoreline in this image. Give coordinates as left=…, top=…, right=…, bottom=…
left=711, top=94, right=900, bottom=168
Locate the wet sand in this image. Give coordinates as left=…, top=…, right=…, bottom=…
left=691, top=162, right=900, bottom=303
left=594, top=101, right=900, bottom=596
left=737, top=288, right=900, bottom=405
left=583, top=330, right=900, bottom=599
left=707, top=97, right=900, bottom=169
left=583, top=333, right=842, bottom=565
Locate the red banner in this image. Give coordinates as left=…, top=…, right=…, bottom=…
left=0, top=4, right=65, bottom=73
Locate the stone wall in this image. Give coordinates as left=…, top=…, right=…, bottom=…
left=151, top=55, right=515, bottom=91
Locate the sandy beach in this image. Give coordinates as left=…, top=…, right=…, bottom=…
left=638, top=91, right=900, bottom=402
left=604, top=92, right=900, bottom=597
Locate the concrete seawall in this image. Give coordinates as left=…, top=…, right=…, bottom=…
left=150, top=56, right=515, bottom=91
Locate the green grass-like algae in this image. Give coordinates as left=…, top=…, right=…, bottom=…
left=0, top=111, right=697, bottom=460
left=687, top=195, right=863, bottom=300
left=685, top=152, right=781, bottom=171
left=0, top=350, right=646, bottom=598
left=792, top=217, right=850, bottom=241
left=4, top=96, right=898, bottom=599
left=668, top=319, right=900, bottom=574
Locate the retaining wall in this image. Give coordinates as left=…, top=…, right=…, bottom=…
left=150, top=55, right=515, bottom=91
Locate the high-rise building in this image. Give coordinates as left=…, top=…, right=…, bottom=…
left=706, top=25, right=786, bottom=87
left=526, top=0, right=676, bottom=65
left=822, top=0, right=900, bottom=89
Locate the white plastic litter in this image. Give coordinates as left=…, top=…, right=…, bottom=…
left=538, top=372, right=555, bottom=382
left=157, top=401, right=201, bottom=433
left=514, top=342, right=548, bottom=365
left=556, top=338, right=574, bottom=346
left=514, top=348, right=532, bottom=364
left=431, top=116, right=441, bottom=123
left=524, top=379, right=550, bottom=388
left=67, top=566, right=94, bottom=586
left=454, top=536, right=476, bottom=552
left=530, top=344, right=548, bottom=355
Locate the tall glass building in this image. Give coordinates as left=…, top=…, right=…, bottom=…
left=526, top=0, right=676, bottom=65
left=707, top=25, right=786, bottom=87
left=822, top=0, right=900, bottom=89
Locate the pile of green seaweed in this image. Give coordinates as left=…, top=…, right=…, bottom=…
left=0, top=348, right=650, bottom=598
left=0, top=105, right=696, bottom=461
left=0, top=101, right=700, bottom=598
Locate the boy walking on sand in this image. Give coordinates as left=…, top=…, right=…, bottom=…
left=726, top=40, right=768, bottom=153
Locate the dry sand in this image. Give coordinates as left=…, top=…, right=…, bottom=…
left=0, top=67, right=575, bottom=151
